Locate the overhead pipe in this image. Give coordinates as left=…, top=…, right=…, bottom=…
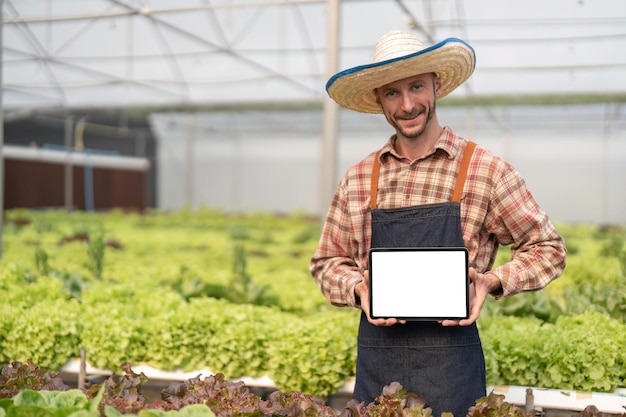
left=2, top=0, right=328, bottom=24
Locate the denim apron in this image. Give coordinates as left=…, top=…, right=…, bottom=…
left=354, top=142, right=486, bottom=417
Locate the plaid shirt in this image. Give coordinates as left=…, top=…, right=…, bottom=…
left=310, top=127, right=566, bottom=308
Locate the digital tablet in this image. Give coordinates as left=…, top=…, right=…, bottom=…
left=368, top=247, right=469, bottom=321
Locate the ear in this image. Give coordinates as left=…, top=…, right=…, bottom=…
left=434, top=76, right=443, bottom=97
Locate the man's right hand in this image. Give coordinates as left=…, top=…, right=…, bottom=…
left=356, top=271, right=406, bottom=327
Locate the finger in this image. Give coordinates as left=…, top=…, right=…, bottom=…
left=468, top=267, right=477, bottom=283
left=457, top=315, right=478, bottom=326
left=372, top=318, right=406, bottom=325
left=458, top=297, right=481, bottom=326
left=368, top=316, right=404, bottom=326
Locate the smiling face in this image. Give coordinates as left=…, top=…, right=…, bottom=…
left=376, top=73, right=442, bottom=141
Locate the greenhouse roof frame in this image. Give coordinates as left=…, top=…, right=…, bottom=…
left=3, top=0, right=626, bottom=118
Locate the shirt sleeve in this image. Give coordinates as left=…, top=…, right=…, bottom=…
left=309, top=179, right=364, bottom=308
left=485, top=162, right=567, bottom=298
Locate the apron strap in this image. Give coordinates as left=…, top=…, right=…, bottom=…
left=369, top=141, right=477, bottom=209
left=451, top=141, right=476, bottom=202
left=370, top=151, right=382, bottom=210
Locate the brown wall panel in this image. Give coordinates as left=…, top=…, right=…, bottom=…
left=4, top=159, right=148, bottom=211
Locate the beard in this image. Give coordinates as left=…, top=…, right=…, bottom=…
left=392, top=101, right=436, bottom=139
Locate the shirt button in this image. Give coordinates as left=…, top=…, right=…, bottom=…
left=405, top=195, right=410, bottom=200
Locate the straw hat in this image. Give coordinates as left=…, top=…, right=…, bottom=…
left=326, top=31, right=475, bottom=114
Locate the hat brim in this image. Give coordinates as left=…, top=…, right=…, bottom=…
left=326, top=38, right=475, bottom=114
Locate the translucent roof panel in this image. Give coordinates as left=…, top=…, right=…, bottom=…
left=3, top=0, right=626, bottom=112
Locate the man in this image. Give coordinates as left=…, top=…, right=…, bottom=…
left=310, top=31, right=566, bottom=416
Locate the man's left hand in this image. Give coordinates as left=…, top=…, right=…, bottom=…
left=440, top=267, right=500, bottom=327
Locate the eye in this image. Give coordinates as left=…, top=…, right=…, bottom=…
left=411, top=83, right=424, bottom=91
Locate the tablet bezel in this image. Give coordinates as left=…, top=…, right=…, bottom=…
left=368, top=247, right=470, bottom=321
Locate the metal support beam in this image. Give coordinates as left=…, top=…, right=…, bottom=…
left=64, top=116, right=74, bottom=211
left=0, top=0, right=4, bottom=259
left=185, top=112, right=195, bottom=209
left=320, top=0, right=340, bottom=218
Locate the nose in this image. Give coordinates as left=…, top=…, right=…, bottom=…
left=400, top=92, right=414, bottom=113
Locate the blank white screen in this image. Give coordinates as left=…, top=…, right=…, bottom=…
left=369, top=249, right=468, bottom=319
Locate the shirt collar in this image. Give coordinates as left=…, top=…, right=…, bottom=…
left=378, top=126, right=462, bottom=162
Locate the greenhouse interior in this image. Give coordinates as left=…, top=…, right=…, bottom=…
left=1, top=1, right=625, bottom=416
